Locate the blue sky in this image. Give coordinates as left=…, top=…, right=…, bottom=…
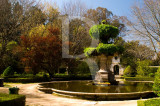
left=41, top=0, right=142, bottom=17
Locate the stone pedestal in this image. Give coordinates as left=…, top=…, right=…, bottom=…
left=95, top=70, right=108, bottom=82
left=94, top=54, right=117, bottom=84
left=95, top=54, right=109, bottom=82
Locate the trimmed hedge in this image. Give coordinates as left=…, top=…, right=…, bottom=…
left=137, top=98, right=160, bottom=106
left=3, top=75, right=92, bottom=83
left=52, top=75, right=92, bottom=81
left=125, top=77, right=154, bottom=81
left=4, top=77, right=50, bottom=83
left=0, top=93, right=25, bottom=106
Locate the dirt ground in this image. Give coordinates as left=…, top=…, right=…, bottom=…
left=0, top=83, right=137, bottom=106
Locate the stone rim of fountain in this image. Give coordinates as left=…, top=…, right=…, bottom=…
left=37, top=81, right=155, bottom=101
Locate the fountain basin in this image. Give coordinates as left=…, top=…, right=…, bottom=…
left=38, top=81, right=155, bottom=100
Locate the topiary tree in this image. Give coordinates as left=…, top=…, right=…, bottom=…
left=3, top=66, right=14, bottom=77
left=153, top=67, right=160, bottom=97
left=84, top=20, right=124, bottom=83
left=89, top=20, right=119, bottom=44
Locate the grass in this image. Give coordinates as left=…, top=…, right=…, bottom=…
left=3, top=83, right=12, bottom=87
left=0, top=93, right=25, bottom=102
left=0, top=93, right=22, bottom=101
left=0, top=93, right=25, bottom=106
left=137, top=98, right=160, bottom=106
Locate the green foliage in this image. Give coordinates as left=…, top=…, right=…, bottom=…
left=120, top=40, right=155, bottom=76
left=29, top=24, right=47, bottom=37
left=77, top=62, right=90, bottom=75
left=149, top=73, right=155, bottom=77
left=4, top=77, right=49, bottom=83
left=9, top=87, right=19, bottom=94
left=89, top=24, right=119, bottom=43
left=137, top=100, right=145, bottom=106
left=153, top=67, right=160, bottom=97
left=96, top=43, right=121, bottom=55
left=3, top=73, right=50, bottom=83
left=136, top=60, right=152, bottom=77
left=84, top=47, right=96, bottom=57
left=124, top=66, right=133, bottom=77
left=6, top=41, right=17, bottom=51
left=84, top=43, right=124, bottom=57
left=137, top=98, right=160, bottom=106
left=125, top=77, right=154, bottom=81
left=101, top=20, right=106, bottom=24
left=3, top=66, right=14, bottom=77
left=0, top=93, right=25, bottom=106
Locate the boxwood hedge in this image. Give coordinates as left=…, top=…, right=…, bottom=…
left=0, top=93, right=25, bottom=106
left=125, top=77, right=154, bottom=81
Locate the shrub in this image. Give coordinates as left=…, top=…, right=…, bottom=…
left=149, top=67, right=158, bottom=74
left=3, top=66, right=14, bottom=77
left=77, top=62, right=90, bottom=75
left=123, top=66, right=132, bottom=77
left=153, top=67, right=160, bottom=96
left=136, top=60, right=152, bottom=77
left=0, top=93, right=25, bottom=106
left=149, top=73, right=155, bottom=78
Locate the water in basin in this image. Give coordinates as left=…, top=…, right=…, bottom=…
left=42, top=81, right=153, bottom=93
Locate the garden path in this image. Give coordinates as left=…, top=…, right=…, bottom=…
left=0, top=83, right=137, bottom=106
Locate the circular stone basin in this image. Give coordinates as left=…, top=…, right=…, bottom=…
left=38, top=81, right=155, bottom=100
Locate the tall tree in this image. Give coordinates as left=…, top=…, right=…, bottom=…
left=69, top=19, right=91, bottom=55
left=127, top=0, right=160, bottom=57
left=84, top=7, right=113, bottom=24
left=18, top=26, right=62, bottom=78
left=61, top=0, right=87, bottom=16
left=84, top=7, right=126, bottom=37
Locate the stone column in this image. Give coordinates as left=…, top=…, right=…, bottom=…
left=95, top=54, right=108, bottom=82
left=94, top=54, right=117, bottom=84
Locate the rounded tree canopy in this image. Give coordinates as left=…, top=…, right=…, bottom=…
left=84, top=43, right=124, bottom=57
left=89, top=22, right=119, bottom=44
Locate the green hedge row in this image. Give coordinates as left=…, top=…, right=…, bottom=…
left=0, top=93, right=25, bottom=106
left=52, top=75, right=92, bottom=81
left=4, top=77, right=50, bottom=83
left=3, top=75, right=92, bottom=83
left=137, top=98, right=160, bottom=106
left=125, top=77, right=154, bottom=81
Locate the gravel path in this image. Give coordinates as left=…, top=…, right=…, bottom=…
left=0, top=83, right=137, bottom=106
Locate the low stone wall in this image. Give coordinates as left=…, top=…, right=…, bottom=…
left=51, top=89, right=155, bottom=100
